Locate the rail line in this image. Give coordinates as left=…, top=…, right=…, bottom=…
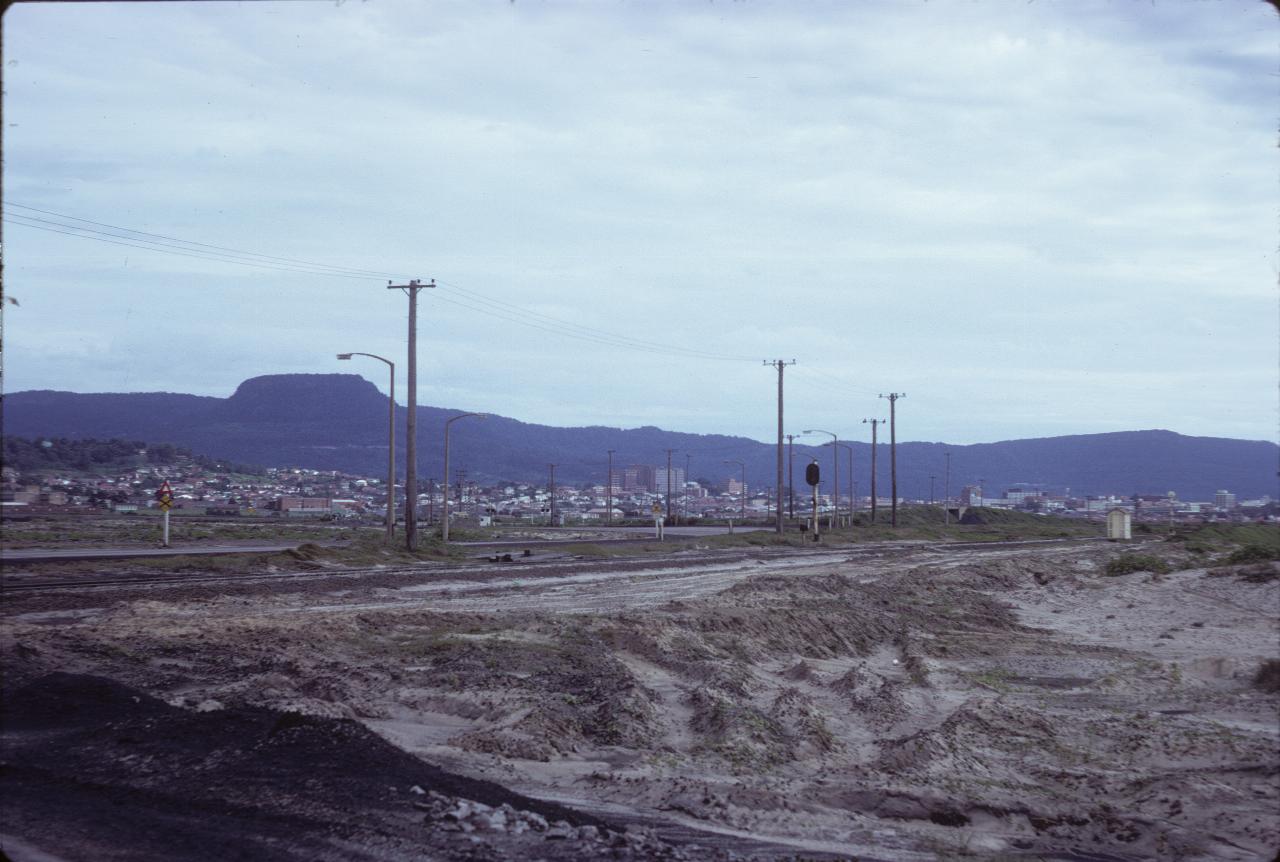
left=0, top=536, right=1101, bottom=597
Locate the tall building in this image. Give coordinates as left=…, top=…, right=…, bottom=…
left=1214, top=490, right=1236, bottom=510
left=653, top=467, right=686, bottom=498
left=623, top=465, right=654, bottom=492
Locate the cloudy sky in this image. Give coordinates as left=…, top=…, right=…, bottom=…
left=3, top=1, right=1275, bottom=446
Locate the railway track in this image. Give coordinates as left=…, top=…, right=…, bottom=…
left=0, top=536, right=1102, bottom=597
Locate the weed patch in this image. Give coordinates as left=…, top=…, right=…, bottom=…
left=1104, top=554, right=1171, bottom=576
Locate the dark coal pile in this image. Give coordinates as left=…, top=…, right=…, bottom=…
left=0, top=672, right=738, bottom=861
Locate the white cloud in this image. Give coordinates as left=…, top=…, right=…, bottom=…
left=3, top=0, right=1274, bottom=444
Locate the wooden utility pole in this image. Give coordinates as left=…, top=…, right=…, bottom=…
left=764, top=360, right=795, bottom=534
left=548, top=464, right=557, bottom=526
left=607, top=449, right=614, bottom=526
left=665, top=448, right=677, bottom=522
left=880, top=393, right=905, bottom=527
left=944, top=450, right=952, bottom=525
left=389, top=279, right=434, bottom=550
left=863, top=418, right=883, bottom=524
left=786, top=433, right=796, bottom=519
left=683, top=453, right=691, bottom=525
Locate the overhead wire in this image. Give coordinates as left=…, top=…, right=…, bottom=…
left=433, top=279, right=756, bottom=362
left=790, top=364, right=881, bottom=401
left=4, top=215, right=388, bottom=281
left=430, top=291, right=710, bottom=359
left=6, top=202, right=397, bottom=278
left=6, top=202, right=761, bottom=363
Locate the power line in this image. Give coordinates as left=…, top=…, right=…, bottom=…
left=430, top=290, right=753, bottom=362
left=6, top=202, right=396, bottom=278
left=4, top=215, right=386, bottom=280
left=791, top=364, right=880, bottom=398
left=7, top=202, right=758, bottom=363
left=435, top=279, right=755, bottom=361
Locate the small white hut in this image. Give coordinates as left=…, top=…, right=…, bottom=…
left=1106, top=508, right=1132, bottom=541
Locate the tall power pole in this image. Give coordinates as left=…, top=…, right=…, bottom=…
left=548, top=464, right=557, bottom=526
left=786, top=433, right=796, bottom=519
left=389, top=279, right=434, bottom=551
left=863, top=418, right=883, bottom=524
left=665, top=448, right=677, bottom=522
left=944, top=450, right=952, bottom=525
left=684, top=453, right=691, bottom=525
left=930, top=474, right=936, bottom=504
left=764, top=360, right=796, bottom=534
left=879, top=392, right=905, bottom=527
left=606, top=449, right=614, bottom=526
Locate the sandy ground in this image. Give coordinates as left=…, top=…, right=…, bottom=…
left=2, top=539, right=1277, bottom=860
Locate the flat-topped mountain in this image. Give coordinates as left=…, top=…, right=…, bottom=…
left=4, top=374, right=1275, bottom=500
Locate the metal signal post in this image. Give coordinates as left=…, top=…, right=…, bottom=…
left=805, top=460, right=820, bottom=540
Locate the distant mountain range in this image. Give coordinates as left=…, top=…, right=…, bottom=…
left=4, top=374, right=1276, bottom=501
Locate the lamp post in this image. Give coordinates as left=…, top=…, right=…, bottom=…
left=723, top=459, right=745, bottom=523
left=337, top=352, right=396, bottom=542
left=827, top=441, right=853, bottom=527
left=442, top=412, right=486, bottom=544
left=804, top=429, right=838, bottom=530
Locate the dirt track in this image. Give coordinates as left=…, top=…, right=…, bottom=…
left=3, top=539, right=1277, bottom=860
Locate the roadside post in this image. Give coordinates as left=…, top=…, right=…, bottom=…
left=155, top=480, right=174, bottom=548
left=652, top=502, right=664, bottom=541
left=806, top=461, right=820, bottom=541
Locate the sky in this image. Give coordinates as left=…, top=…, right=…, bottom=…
left=2, top=0, right=1276, bottom=447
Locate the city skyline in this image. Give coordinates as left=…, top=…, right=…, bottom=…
left=3, top=2, right=1275, bottom=446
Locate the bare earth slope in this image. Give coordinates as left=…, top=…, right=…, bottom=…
left=3, top=540, right=1277, bottom=860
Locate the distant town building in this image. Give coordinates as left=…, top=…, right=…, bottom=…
left=960, top=485, right=983, bottom=507
left=271, top=495, right=331, bottom=515
left=623, top=465, right=654, bottom=492
left=1214, top=490, right=1236, bottom=510
left=1003, top=486, right=1043, bottom=505
left=653, top=467, right=686, bottom=498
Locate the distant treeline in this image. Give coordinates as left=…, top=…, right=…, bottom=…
left=3, top=437, right=265, bottom=476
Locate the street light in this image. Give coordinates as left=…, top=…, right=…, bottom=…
left=804, top=430, right=838, bottom=530
left=337, top=352, right=396, bottom=542
left=442, top=412, right=487, bottom=544
left=723, top=460, right=746, bottom=523
left=826, top=441, right=854, bottom=524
